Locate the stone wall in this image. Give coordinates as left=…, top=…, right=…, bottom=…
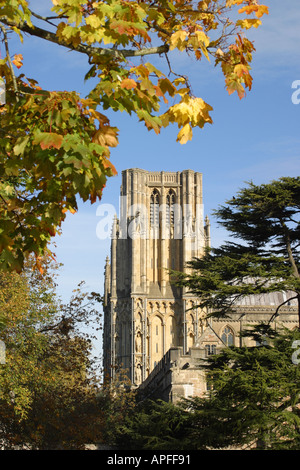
left=137, top=345, right=216, bottom=403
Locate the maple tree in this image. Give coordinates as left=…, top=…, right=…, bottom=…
left=0, top=0, right=268, bottom=272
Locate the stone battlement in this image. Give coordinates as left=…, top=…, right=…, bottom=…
left=137, top=346, right=210, bottom=403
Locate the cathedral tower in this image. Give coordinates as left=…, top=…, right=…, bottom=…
left=103, top=169, right=210, bottom=385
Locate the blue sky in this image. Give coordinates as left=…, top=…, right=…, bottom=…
left=4, top=1, right=300, bottom=352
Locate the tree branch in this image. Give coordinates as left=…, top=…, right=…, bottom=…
left=28, top=9, right=61, bottom=28
left=280, top=218, right=300, bottom=279
left=268, top=294, right=299, bottom=324
left=0, top=17, right=169, bottom=60
left=0, top=23, right=19, bottom=100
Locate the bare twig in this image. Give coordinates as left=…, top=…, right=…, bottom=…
left=29, top=9, right=59, bottom=28
left=164, top=52, right=192, bottom=92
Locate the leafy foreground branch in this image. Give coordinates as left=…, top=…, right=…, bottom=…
left=0, top=0, right=269, bottom=272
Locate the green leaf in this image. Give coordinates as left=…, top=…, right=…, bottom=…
left=13, top=136, right=30, bottom=156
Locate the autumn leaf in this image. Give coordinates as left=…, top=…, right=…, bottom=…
left=177, top=123, right=193, bottom=144
left=169, top=30, right=188, bottom=51
left=85, top=14, right=102, bottom=29
left=158, top=78, right=177, bottom=97
left=225, top=77, right=245, bottom=99
left=12, top=54, right=23, bottom=69
left=35, top=258, right=44, bottom=275
left=62, top=207, right=77, bottom=214
left=236, top=18, right=262, bottom=29
left=161, top=95, right=213, bottom=129
left=234, top=64, right=250, bottom=78
left=92, top=127, right=119, bottom=149
left=137, top=110, right=162, bottom=134
left=33, top=131, right=64, bottom=150
left=238, top=5, right=269, bottom=18
left=102, top=157, right=118, bottom=176
left=120, top=78, right=137, bottom=90
left=256, top=5, right=269, bottom=18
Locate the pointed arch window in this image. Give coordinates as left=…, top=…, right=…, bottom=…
left=150, top=189, right=160, bottom=228
left=166, top=189, right=175, bottom=227
left=221, top=326, right=234, bottom=346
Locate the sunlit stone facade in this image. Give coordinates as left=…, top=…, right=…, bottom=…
left=103, top=168, right=211, bottom=385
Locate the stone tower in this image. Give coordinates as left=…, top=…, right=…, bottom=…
left=103, top=168, right=210, bottom=385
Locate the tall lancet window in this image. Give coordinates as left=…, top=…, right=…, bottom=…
left=150, top=189, right=160, bottom=228
left=166, top=189, right=175, bottom=236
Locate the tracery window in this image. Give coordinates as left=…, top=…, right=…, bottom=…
left=221, top=326, right=234, bottom=346
left=166, top=189, right=175, bottom=227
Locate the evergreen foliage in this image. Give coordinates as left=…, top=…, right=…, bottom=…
left=111, top=327, right=300, bottom=450
left=112, top=399, right=196, bottom=450
left=175, top=177, right=300, bottom=324
left=189, top=326, right=300, bottom=449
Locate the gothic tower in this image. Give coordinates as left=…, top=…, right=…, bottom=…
left=103, top=169, right=210, bottom=385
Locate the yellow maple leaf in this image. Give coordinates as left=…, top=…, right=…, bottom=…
left=177, top=123, right=193, bottom=144
left=256, top=5, right=269, bottom=18
left=56, top=22, right=66, bottom=42
left=194, top=30, right=210, bottom=48
left=85, top=14, right=102, bottom=28
left=226, top=0, right=244, bottom=5
left=161, top=95, right=213, bottom=134
left=236, top=18, right=262, bottom=29
left=169, top=30, right=188, bottom=51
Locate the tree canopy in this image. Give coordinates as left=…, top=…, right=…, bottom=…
left=175, top=176, right=300, bottom=325
left=0, top=0, right=268, bottom=272
left=0, top=258, right=106, bottom=449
